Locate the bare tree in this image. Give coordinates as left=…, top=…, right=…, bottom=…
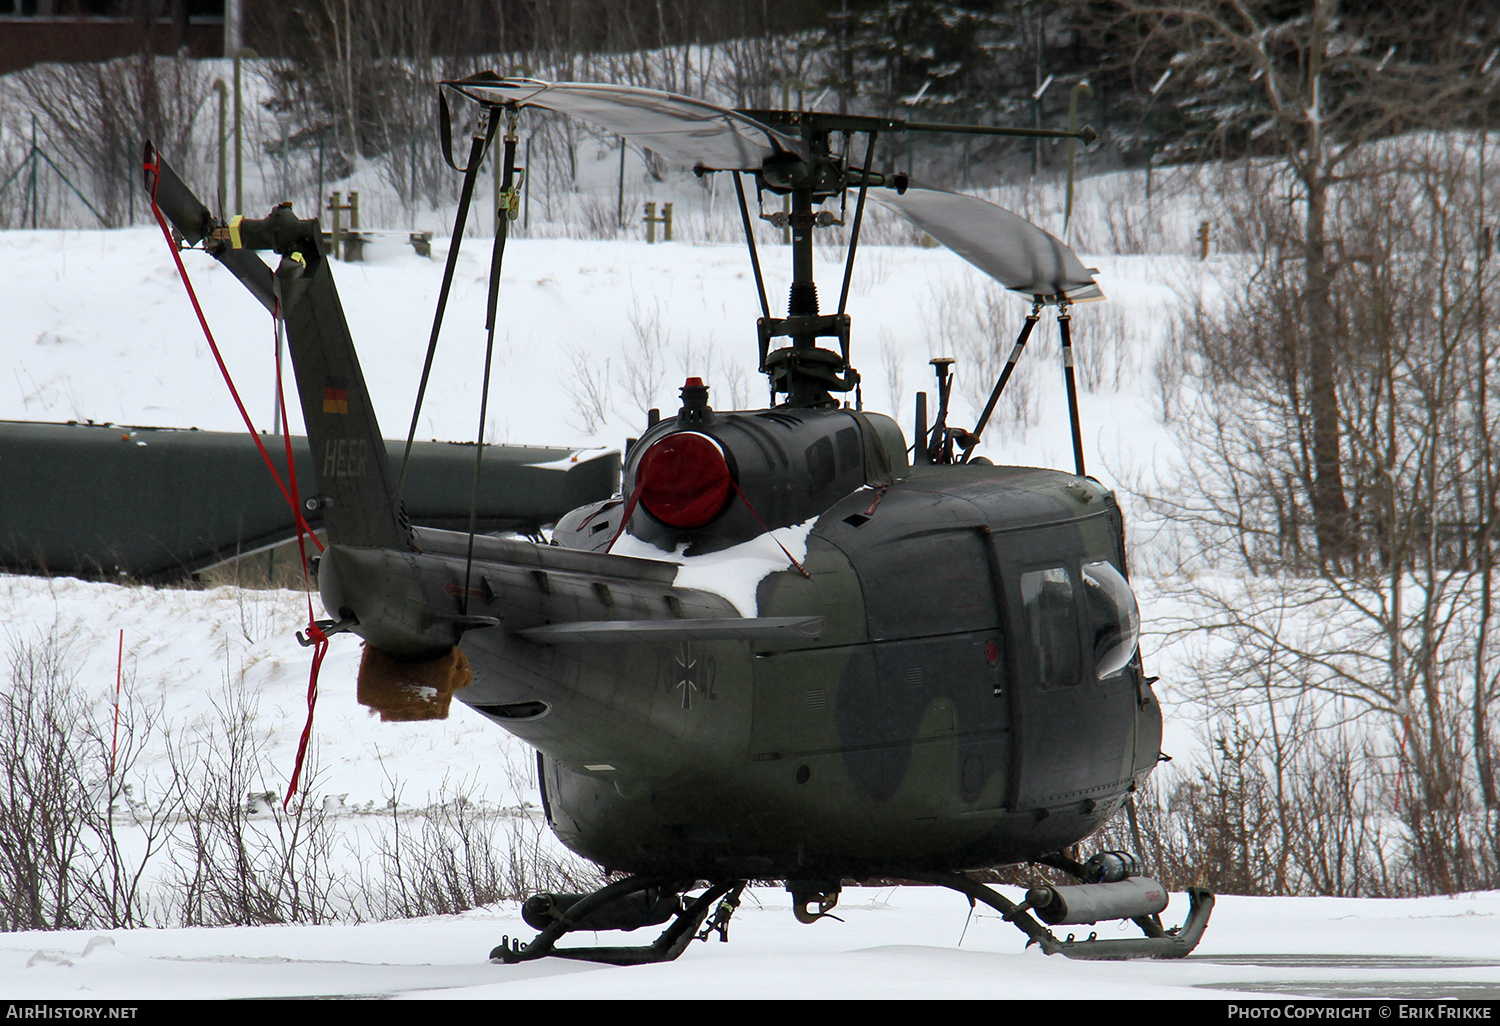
left=1109, top=0, right=1498, bottom=566
left=1152, top=132, right=1500, bottom=893
left=17, top=52, right=208, bottom=227
left=0, top=632, right=184, bottom=929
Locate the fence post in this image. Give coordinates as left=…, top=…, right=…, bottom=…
left=328, top=191, right=342, bottom=259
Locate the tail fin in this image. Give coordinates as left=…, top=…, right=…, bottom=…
left=276, top=250, right=413, bottom=550
left=144, top=143, right=412, bottom=551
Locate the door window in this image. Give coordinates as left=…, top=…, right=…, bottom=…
left=1019, top=567, right=1080, bottom=689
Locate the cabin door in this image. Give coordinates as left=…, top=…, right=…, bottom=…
left=991, top=527, right=1137, bottom=811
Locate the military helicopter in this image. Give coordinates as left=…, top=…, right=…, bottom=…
left=141, top=74, right=1213, bottom=965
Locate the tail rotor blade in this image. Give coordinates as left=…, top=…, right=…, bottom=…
left=142, top=140, right=277, bottom=313
left=142, top=141, right=212, bottom=246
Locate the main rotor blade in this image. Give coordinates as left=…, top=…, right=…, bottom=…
left=442, top=74, right=806, bottom=172
left=143, top=141, right=277, bottom=313
left=871, top=186, right=1102, bottom=303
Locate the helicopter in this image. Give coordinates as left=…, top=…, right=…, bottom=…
left=140, top=73, right=1213, bottom=965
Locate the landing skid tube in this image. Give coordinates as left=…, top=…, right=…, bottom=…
left=490, top=876, right=747, bottom=966
left=910, top=871, right=1215, bottom=959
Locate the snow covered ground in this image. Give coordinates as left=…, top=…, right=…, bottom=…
left=4, top=887, right=1500, bottom=999
left=6, top=223, right=1491, bottom=1001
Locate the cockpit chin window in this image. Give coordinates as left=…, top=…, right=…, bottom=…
left=1081, top=560, right=1140, bottom=679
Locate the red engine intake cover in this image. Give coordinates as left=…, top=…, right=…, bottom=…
left=637, top=431, right=732, bottom=529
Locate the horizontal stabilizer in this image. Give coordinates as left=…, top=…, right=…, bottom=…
left=871, top=186, right=1102, bottom=303
left=441, top=75, right=806, bottom=172
left=517, top=616, right=824, bottom=644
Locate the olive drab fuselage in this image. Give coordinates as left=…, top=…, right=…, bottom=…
left=422, top=405, right=1160, bottom=880
left=140, top=74, right=1165, bottom=892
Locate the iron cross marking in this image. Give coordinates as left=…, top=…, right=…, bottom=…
left=675, top=642, right=698, bottom=710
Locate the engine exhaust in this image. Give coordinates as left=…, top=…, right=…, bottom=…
left=1025, top=877, right=1169, bottom=926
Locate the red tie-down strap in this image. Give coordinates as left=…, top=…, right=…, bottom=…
left=145, top=155, right=330, bottom=813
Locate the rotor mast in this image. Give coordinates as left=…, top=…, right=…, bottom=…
left=752, top=120, right=861, bottom=410
left=743, top=110, right=1098, bottom=410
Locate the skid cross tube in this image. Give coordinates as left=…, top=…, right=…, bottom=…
left=491, top=877, right=746, bottom=966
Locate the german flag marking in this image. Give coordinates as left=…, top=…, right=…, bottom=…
left=323, top=376, right=349, bottom=415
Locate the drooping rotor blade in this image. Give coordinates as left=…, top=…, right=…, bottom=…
left=871, top=186, right=1103, bottom=304
left=441, top=74, right=806, bottom=172
left=142, top=141, right=277, bottom=313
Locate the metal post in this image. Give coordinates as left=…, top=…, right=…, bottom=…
left=233, top=51, right=243, bottom=213
left=408, top=134, right=416, bottom=213
left=214, top=79, right=227, bottom=216
left=1146, top=69, right=1172, bottom=207
left=524, top=136, right=531, bottom=230
left=1032, top=73, right=1055, bottom=181
left=232, top=47, right=259, bottom=213
left=317, top=131, right=325, bottom=219
left=617, top=135, right=626, bottom=231
left=782, top=82, right=792, bottom=244
left=1064, top=80, right=1092, bottom=241
left=277, top=111, right=291, bottom=203
left=28, top=115, right=37, bottom=230
left=1145, top=112, right=1154, bottom=204
left=272, top=316, right=284, bottom=436
left=329, top=191, right=342, bottom=260
left=1033, top=3, right=1044, bottom=177
left=224, top=0, right=241, bottom=56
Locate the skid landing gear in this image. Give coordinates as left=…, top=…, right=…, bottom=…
left=912, top=856, right=1214, bottom=960
left=490, top=876, right=747, bottom=966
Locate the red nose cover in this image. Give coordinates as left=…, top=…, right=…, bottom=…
left=637, top=432, right=732, bottom=528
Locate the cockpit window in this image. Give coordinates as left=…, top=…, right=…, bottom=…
left=1081, top=560, right=1140, bottom=678
left=1020, top=567, right=1080, bottom=689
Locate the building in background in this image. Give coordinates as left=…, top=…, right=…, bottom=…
left=0, top=0, right=236, bottom=75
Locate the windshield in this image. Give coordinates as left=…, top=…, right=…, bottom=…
left=1081, top=560, right=1140, bottom=678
